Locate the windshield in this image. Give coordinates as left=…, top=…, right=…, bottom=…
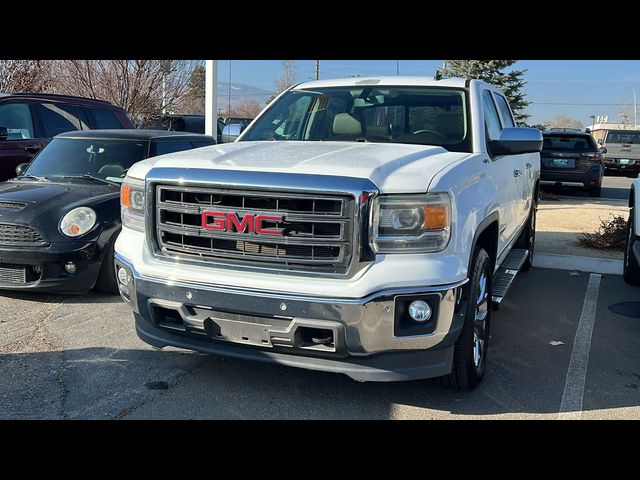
left=23, top=138, right=149, bottom=183
left=605, top=130, right=640, bottom=144
left=241, top=86, right=471, bottom=152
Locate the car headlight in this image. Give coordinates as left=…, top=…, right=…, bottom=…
left=121, top=177, right=145, bottom=232
left=370, top=193, right=451, bottom=253
left=60, top=207, right=97, bottom=237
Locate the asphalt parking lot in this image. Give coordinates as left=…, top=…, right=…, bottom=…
left=1, top=266, right=639, bottom=420
left=1, top=170, right=637, bottom=420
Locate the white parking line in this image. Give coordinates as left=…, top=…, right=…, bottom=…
left=558, top=273, right=602, bottom=420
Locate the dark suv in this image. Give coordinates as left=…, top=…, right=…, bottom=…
left=0, top=93, right=133, bottom=182
left=540, top=130, right=604, bottom=197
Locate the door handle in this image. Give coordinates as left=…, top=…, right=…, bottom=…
left=513, top=169, right=523, bottom=177
left=24, top=146, right=41, bottom=153
left=525, top=162, right=532, bottom=169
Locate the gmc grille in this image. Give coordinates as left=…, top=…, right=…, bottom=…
left=154, top=185, right=355, bottom=274
left=0, top=224, right=48, bottom=247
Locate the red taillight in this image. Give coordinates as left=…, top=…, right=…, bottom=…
left=584, top=152, right=603, bottom=162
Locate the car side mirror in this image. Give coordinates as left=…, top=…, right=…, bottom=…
left=0, top=126, right=8, bottom=141
left=489, top=127, right=543, bottom=156
left=221, top=124, right=244, bottom=143
left=599, top=147, right=607, bottom=154
left=15, top=163, right=28, bottom=176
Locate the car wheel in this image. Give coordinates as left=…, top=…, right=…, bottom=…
left=515, top=205, right=536, bottom=271
left=623, top=209, right=640, bottom=285
left=438, top=248, right=491, bottom=391
left=95, top=239, right=119, bottom=295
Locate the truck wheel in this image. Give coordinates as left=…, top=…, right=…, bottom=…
left=515, top=205, right=536, bottom=272
left=623, top=209, right=640, bottom=285
left=95, top=239, right=119, bottom=295
left=440, top=248, right=491, bottom=391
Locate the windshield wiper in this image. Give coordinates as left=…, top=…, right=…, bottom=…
left=19, top=174, right=48, bottom=182
left=61, top=174, right=118, bottom=186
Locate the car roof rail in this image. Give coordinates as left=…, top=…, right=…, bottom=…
left=6, top=92, right=114, bottom=106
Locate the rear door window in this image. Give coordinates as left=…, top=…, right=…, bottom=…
left=36, top=103, right=82, bottom=137
left=0, top=102, right=35, bottom=139
left=86, top=108, right=122, bottom=129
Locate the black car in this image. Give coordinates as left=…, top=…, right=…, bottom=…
left=0, top=129, right=215, bottom=294
left=540, top=130, right=604, bottom=197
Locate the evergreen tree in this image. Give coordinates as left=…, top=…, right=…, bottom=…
left=440, top=60, right=530, bottom=126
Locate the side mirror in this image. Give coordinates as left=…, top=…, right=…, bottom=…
left=489, top=127, right=543, bottom=156
left=221, top=124, right=244, bottom=143
left=599, top=147, right=607, bottom=154
left=15, top=163, right=28, bottom=176
left=0, top=126, right=7, bottom=141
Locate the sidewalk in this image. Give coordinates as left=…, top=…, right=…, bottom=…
left=536, top=196, right=629, bottom=261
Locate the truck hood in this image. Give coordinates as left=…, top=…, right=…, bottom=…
left=128, top=141, right=470, bottom=193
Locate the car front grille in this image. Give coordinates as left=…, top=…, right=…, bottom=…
left=154, top=185, right=355, bottom=274
left=0, top=224, right=48, bottom=247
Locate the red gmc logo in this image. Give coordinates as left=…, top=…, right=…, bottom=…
left=201, top=211, right=284, bottom=236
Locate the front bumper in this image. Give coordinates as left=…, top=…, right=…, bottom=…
left=0, top=242, right=102, bottom=293
left=116, top=253, right=466, bottom=382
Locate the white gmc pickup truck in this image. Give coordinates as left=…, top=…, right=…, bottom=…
left=115, top=76, right=543, bottom=390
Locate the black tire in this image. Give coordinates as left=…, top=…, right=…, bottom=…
left=588, top=186, right=602, bottom=197
left=515, top=205, right=536, bottom=272
left=438, top=248, right=492, bottom=391
left=623, top=209, right=640, bottom=285
left=94, top=239, right=119, bottom=295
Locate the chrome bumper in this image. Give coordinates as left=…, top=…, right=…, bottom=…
left=115, top=253, right=467, bottom=380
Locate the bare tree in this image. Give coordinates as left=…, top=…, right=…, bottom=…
left=546, top=114, right=584, bottom=129
left=275, top=60, right=298, bottom=95
left=0, top=60, right=52, bottom=93
left=229, top=98, right=262, bottom=118
left=50, top=60, right=196, bottom=121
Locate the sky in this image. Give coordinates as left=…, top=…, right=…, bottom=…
left=215, top=60, right=640, bottom=127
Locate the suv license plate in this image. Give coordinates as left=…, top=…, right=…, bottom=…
left=620, top=159, right=630, bottom=164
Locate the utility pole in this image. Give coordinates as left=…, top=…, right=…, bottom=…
left=634, top=88, right=637, bottom=128
left=396, top=60, right=399, bottom=76
left=227, top=60, right=232, bottom=118
left=315, top=60, right=320, bottom=80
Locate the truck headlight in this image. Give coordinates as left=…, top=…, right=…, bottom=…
left=60, top=207, right=97, bottom=237
left=371, top=193, right=451, bottom=253
left=121, top=178, right=145, bottom=232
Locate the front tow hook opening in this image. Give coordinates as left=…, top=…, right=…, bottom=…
left=295, top=327, right=335, bottom=352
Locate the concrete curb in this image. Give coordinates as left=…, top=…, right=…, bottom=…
left=533, top=252, right=623, bottom=275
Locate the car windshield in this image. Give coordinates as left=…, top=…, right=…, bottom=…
left=542, top=135, right=597, bottom=152
left=23, top=138, right=148, bottom=184
left=241, top=86, right=471, bottom=152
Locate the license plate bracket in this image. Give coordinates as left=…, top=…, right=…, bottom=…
left=204, top=316, right=273, bottom=347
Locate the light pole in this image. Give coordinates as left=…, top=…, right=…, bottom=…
left=634, top=88, right=637, bottom=128
left=590, top=115, right=596, bottom=131
left=396, top=60, right=399, bottom=76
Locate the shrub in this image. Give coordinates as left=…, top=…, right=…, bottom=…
left=577, top=214, right=628, bottom=250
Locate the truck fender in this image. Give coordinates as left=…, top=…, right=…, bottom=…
left=467, top=211, right=500, bottom=275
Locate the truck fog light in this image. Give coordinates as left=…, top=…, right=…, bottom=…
left=64, top=262, right=77, bottom=275
left=408, top=300, right=432, bottom=322
left=117, top=267, right=129, bottom=285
